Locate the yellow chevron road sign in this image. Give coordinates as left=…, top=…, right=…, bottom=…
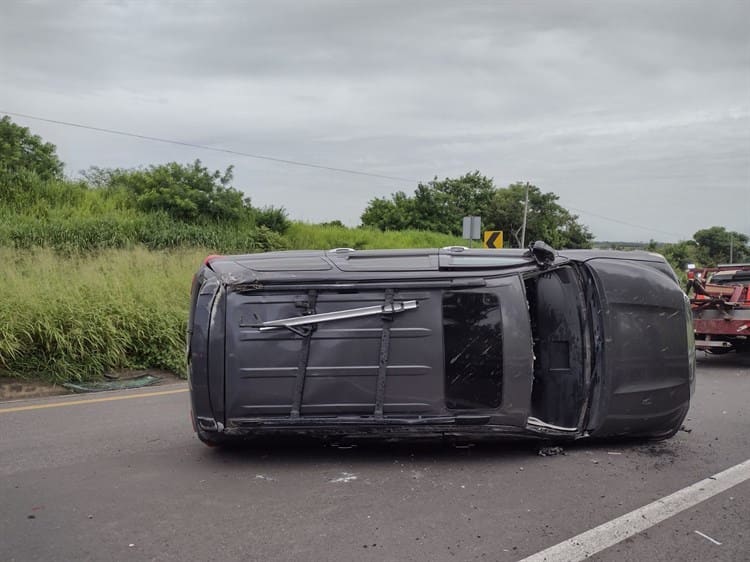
left=483, top=231, right=503, bottom=249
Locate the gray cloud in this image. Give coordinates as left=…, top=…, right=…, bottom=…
left=1, top=0, right=748, bottom=241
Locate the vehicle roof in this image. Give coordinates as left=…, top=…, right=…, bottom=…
left=203, top=247, right=670, bottom=285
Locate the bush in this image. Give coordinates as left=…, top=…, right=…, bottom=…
left=253, top=205, right=291, bottom=233
left=97, top=160, right=251, bottom=223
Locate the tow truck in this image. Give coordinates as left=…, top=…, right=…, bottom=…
left=688, top=263, right=750, bottom=353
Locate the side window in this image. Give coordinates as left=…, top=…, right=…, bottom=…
left=443, top=291, right=503, bottom=409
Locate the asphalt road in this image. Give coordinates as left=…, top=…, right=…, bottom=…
left=1, top=354, right=748, bottom=562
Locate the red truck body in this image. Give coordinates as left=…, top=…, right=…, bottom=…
left=689, top=264, right=750, bottom=353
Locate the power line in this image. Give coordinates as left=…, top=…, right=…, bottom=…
left=562, top=202, right=687, bottom=239
left=1, top=109, right=691, bottom=239
left=0, top=110, right=415, bottom=183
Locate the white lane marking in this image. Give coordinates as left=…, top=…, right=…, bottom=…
left=694, top=530, right=722, bottom=545
left=519, top=458, right=750, bottom=562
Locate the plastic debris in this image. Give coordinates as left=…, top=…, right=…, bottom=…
left=62, top=375, right=161, bottom=393
left=538, top=446, right=565, bottom=457
left=694, top=530, right=722, bottom=545
left=330, top=472, right=357, bottom=483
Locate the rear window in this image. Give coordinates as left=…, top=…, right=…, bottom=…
left=443, top=291, right=503, bottom=409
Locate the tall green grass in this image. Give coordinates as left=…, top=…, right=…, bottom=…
left=0, top=172, right=285, bottom=254
left=0, top=229, right=467, bottom=383
left=0, top=247, right=203, bottom=383
left=1, top=173, right=466, bottom=254
left=0, top=169, right=130, bottom=216
left=0, top=214, right=465, bottom=255
left=0, top=211, right=285, bottom=254
left=0, top=174, right=468, bottom=383
left=283, top=222, right=465, bottom=250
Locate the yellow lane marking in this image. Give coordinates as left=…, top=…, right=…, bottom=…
left=0, top=388, right=189, bottom=414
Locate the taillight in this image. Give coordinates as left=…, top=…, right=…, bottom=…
left=203, top=254, right=222, bottom=266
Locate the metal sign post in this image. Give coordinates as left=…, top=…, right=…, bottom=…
left=462, top=216, right=481, bottom=248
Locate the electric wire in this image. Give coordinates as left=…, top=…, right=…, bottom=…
left=2, top=109, right=692, bottom=239
left=0, top=110, right=414, bottom=183
left=561, top=203, right=688, bottom=240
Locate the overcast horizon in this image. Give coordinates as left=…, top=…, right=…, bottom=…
left=1, top=0, right=748, bottom=242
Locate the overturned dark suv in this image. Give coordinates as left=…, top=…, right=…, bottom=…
left=187, top=243, right=695, bottom=446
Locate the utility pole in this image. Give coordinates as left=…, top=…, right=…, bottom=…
left=520, top=182, right=530, bottom=248
left=730, top=233, right=734, bottom=264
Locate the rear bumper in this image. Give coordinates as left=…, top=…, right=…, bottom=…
left=694, top=318, right=750, bottom=337
left=695, top=339, right=734, bottom=350
left=694, top=315, right=750, bottom=350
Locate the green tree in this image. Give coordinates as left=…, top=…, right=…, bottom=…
left=693, top=226, right=749, bottom=265
left=360, top=191, right=418, bottom=231
left=88, top=160, right=249, bottom=223
left=661, top=240, right=700, bottom=271
left=362, top=172, right=499, bottom=236
left=412, top=172, right=497, bottom=234
left=0, top=115, right=64, bottom=180
left=485, top=183, right=592, bottom=248
left=361, top=174, right=593, bottom=248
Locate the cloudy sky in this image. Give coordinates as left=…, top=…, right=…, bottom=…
left=1, top=0, right=748, bottom=242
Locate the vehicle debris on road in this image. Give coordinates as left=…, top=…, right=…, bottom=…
left=538, top=446, right=565, bottom=456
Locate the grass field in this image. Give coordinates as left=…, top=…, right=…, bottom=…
left=0, top=247, right=202, bottom=383
left=0, top=225, right=464, bottom=383
left=0, top=170, right=478, bottom=383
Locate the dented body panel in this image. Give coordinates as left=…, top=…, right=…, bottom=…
left=188, top=246, right=694, bottom=444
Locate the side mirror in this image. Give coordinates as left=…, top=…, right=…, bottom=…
left=526, top=240, right=556, bottom=268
